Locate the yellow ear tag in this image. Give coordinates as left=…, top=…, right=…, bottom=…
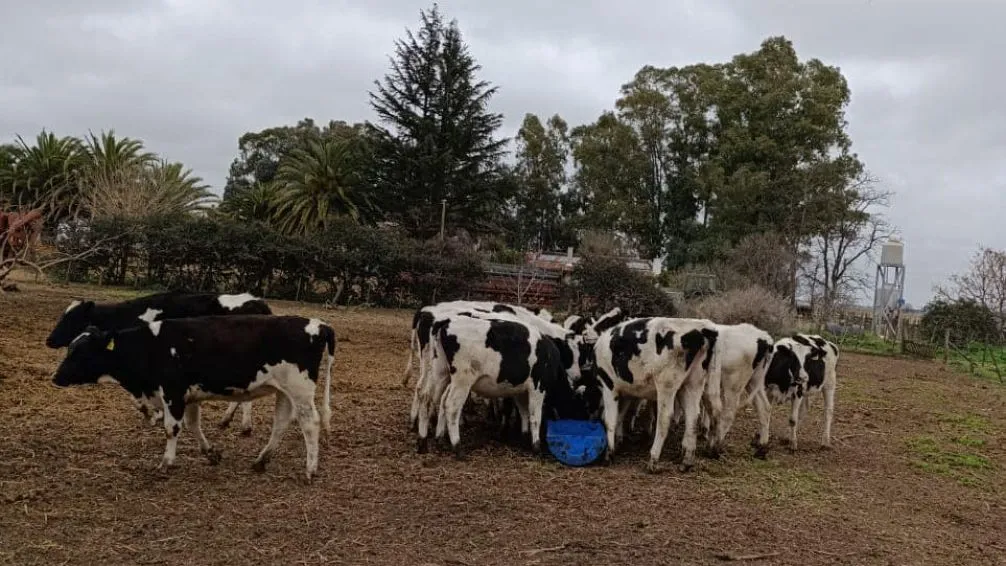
left=107, top=339, right=115, bottom=351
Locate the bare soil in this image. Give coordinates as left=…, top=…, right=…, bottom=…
left=2, top=282, right=1006, bottom=565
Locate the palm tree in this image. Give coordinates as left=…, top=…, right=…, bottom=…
left=82, top=130, right=157, bottom=175
left=85, top=160, right=214, bottom=219
left=7, top=131, right=87, bottom=221
left=219, top=181, right=282, bottom=224
left=273, top=138, right=371, bottom=235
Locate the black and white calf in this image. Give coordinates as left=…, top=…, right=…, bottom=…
left=51, top=315, right=336, bottom=480
left=405, top=301, right=557, bottom=427
left=698, top=323, right=775, bottom=455
left=45, top=291, right=272, bottom=434
left=593, top=317, right=721, bottom=472
left=402, top=300, right=552, bottom=387
left=762, top=333, right=839, bottom=451
left=419, top=314, right=567, bottom=458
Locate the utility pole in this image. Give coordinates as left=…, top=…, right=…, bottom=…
left=439, top=199, right=447, bottom=241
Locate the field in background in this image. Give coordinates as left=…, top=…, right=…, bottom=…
left=2, top=283, right=1006, bottom=564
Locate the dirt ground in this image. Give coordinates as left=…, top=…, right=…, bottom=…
left=2, top=283, right=1006, bottom=565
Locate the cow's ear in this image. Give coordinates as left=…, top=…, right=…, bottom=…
left=79, top=301, right=95, bottom=314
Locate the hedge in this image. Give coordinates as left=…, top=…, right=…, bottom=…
left=54, top=215, right=485, bottom=307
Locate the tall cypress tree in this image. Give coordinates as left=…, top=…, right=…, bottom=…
left=369, top=4, right=507, bottom=238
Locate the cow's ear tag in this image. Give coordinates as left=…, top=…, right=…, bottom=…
left=106, top=339, right=115, bottom=351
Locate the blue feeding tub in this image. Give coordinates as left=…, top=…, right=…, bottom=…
left=545, top=419, right=607, bottom=467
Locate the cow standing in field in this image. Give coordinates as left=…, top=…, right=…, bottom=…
left=419, top=314, right=567, bottom=458
left=693, top=323, right=775, bottom=456
left=762, top=334, right=839, bottom=451
left=46, top=291, right=272, bottom=434
left=592, top=317, right=721, bottom=472
left=51, top=315, right=336, bottom=480
left=402, top=300, right=552, bottom=386
left=404, top=301, right=555, bottom=428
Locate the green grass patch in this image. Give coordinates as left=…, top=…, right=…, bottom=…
left=700, top=457, right=841, bottom=504
left=905, top=428, right=995, bottom=488
left=824, top=332, right=900, bottom=356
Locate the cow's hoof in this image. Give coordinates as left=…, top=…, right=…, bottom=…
left=531, top=441, right=541, bottom=455
left=453, top=444, right=465, bottom=461
left=819, top=443, right=833, bottom=451
left=705, top=446, right=723, bottom=460
left=251, top=459, right=268, bottom=473
left=203, top=447, right=223, bottom=466
left=646, top=460, right=662, bottom=474
left=678, top=461, right=695, bottom=473
left=218, top=420, right=231, bottom=430
left=239, top=428, right=253, bottom=437
left=754, top=445, right=769, bottom=460
left=417, top=437, right=429, bottom=454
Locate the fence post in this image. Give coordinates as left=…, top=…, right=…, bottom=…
left=943, top=329, right=950, bottom=364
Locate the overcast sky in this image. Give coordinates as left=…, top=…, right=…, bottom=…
left=3, top=0, right=1002, bottom=306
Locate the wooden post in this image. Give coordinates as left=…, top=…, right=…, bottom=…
left=943, top=329, right=950, bottom=364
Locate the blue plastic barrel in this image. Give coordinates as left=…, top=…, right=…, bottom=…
left=545, top=419, right=607, bottom=466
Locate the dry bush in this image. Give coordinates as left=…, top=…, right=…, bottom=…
left=685, top=285, right=796, bottom=336
left=711, top=232, right=800, bottom=297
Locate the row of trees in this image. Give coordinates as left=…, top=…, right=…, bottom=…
left=0, top=3, right=892, bottom=313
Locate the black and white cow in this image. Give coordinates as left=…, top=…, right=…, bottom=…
left=418, top=314, right=567, bottom=458
left=761, top=333, right=839, bottom=451
left=695, top=322, right=775, bottom=455
left=405, top=301, right=557, bottom=428
left=45, top=291, right=273, bottom=434
left=592, top=317, right=721, bottom=472
left=627, top=322, right=776, bottom=458
left=50, top=315, right=336, bottom=481
left=402, top=300, right=553, bottom=387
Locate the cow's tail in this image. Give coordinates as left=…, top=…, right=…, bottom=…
left=320, top=323, right=337, bottom=433
left=699, top=328, right=723, bottom=439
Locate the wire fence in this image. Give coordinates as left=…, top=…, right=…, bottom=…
left=822, top=314, right=1005, bottom=383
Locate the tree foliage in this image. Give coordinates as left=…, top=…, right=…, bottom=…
left=368, top=3, right=508, bottom=238
left=921, top=299, right=1000, bottom=344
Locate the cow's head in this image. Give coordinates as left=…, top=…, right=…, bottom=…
left=51, top=326, right=116, bottom=388
left=765, top=343, right=804, bottom=391
left=46, top=300, right=96, bottom=349
left=52, top=327, right=164, bottom=424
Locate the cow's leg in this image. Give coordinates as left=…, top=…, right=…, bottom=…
left=443, top=379, right=474, bottom=460
left=822, top=385, right=835, bottom=449
left=238, top=402, right=253, bottom=436
left=514, top=394, right=530, bottom=442
left=409, top=348, right=426, bottom=430
left=788, top=396, right=804, bottom=451
left=292, top=398, right=321, bottom=481
left=527, top=387, right=546, bottom=454
left=401, top=329, right=417, bottom=386
left=714, top=385, right=743, bottom=454
left=676, top=377, right=705, bottom=473
left=219, top=402, right=239, bottom=429
left=253, top=394, right=294, bottom=472
left=600, top=387, right=619, bottom=462
left=646, top=385, right=676, bottom=473
left=435, top=382, right=453, bottom=440
left=158, top=397, right=186, bottom=472
left=184, top=403, right=221, bottom=465
left=615, top=398, right=633, bottom=446
left=750, top=387, right=772, bottom=458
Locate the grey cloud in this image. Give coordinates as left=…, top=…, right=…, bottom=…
left=2, top=0, right=1002, bottom=305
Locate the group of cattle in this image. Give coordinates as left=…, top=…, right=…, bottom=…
left=403, top=300, right=839, bottom=471
left=39, top=290, right=839, bottom=481
left=44, top=291, right=335, bottom=480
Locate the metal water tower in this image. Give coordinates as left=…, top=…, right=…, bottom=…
left=873, top=238, right=906, bottom=338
